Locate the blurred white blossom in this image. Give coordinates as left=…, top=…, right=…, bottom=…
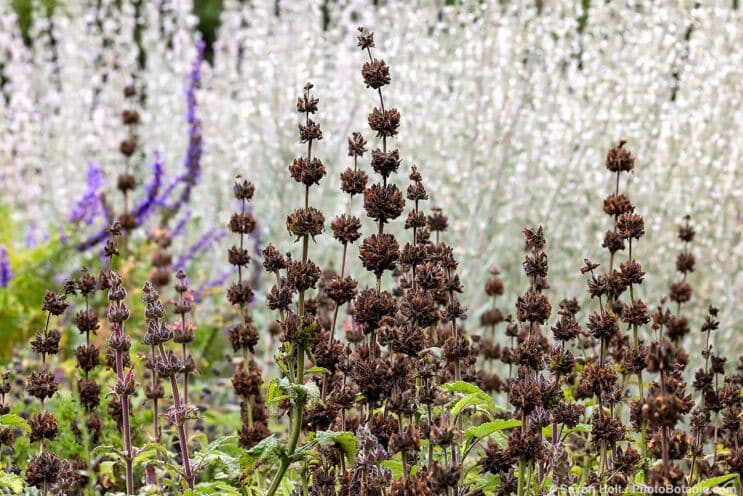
left=0, top=0, right=740, bottom=339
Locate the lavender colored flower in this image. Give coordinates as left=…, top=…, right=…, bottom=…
left=68, top=162, right=104, bottom=225
left=0, top=246, right=11, bottom=287
left=76, top=42, right=205, bottom=255
left=25, top=223, right=49, bottom=248
left=75, top=229, right=109, bottom=252
left=192, top=269, right=233, bottom=303
left=160, top=41, right=205, bottom=212
left=77, top=153, right=163, bottom=252
left=133, top=152, right=164, bottom=224
left=171, top=210, right=193, bottom=238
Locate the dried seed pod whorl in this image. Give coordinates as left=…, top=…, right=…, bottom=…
left=117, top=82, right=141, bottom=232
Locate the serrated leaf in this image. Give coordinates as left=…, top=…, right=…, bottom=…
left=198, top=435, right=238, bottom=458
left=443, top=381, right=497, bottom=417
left=91, top=445, right=121, bottom=459
left=442, top=381, right=483, bottom=395
left=133, top=442, right=170, bottom=466
left=314, top=431, right=357, bottom=461
left=451, top=392, right=496, bottom=418
left=0, top=414, right=30, bottom=434
left=194, top=435, right=239, bottom=471
left=185, top=481, right=241, bottom=495
left=0, top=472, right=24, bottom=494
left=239, top=435, right=286, bottom=470
left=305, top=366, right=329, bottom=375
left=381, top=459, right=402, bottom=479
left=266, top=377, right=292, bottom=407
left=266, top=378, right=288, bottom=400
left=689, top=473, right=739, bottom=496
left=465, top=419, right=521, bottom=441
left=491, top=431, right=508, bottom=448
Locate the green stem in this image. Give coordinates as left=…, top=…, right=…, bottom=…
left=266, top=458, right=289, bottom=496
left=267, top=144, right=311, bottom=495
left=517, top=459, right=526, bottom=496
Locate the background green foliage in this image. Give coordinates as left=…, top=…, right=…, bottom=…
left=11, top=0, right=225, bottom=46
left=0, top=205, right=70, bottom=359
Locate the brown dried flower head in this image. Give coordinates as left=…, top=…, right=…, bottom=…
left=233, top=177, right=255, bottom=200
left=357, top=27, right=375, bottom=50
left=289, top=157, right=326, bottom=187
left=362, top=59, right=391, bottom=89
left=617, top=212, right=645, bottom=240
left=605, top=140, right=635, bottom=172
left=287, top=207, right=325, bottom=240
left=347, top=132, right=368, bottom=157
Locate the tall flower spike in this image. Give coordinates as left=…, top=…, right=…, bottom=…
left=226, top=175, right=267, bottom=450
left=117, top=81, right=140, bottom=231
left=73, top=266, right=102, bottom=438
left=593, top=140, right=647, bottom=485
left=105, top=239, right=135, bottom=494
left=355, top=27, right=404, bottom=363
left=325, top=133, right=366, bottom=345
left=25, top=283, right=68, bottom=492
left=266, top=81, right=327, bottom=496
left=149, top=273, right=195, bottom=490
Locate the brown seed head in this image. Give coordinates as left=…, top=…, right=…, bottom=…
left=605, top=140, right=635, bottom=172
left=347, top=132, right=368, bottom=157
left=361, top=59, right=391, bottom=89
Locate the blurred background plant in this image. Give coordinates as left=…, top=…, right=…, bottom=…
left=1, top=0, right=741, bottom=356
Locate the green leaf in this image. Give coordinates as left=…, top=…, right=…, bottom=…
left=133, top=442, right=170, bottom=466
left=451, top=392, right=495, bottom=418
left=442, top=381, right=484, bottom=395
left=443, top=381, right=497, bottom=417
left=193, top=435, right=239, bottom=472
left=98, top=461, right=116, bottom=487
left=239, top=435, right=286, bottom=470
left=91, top=445, right=122, bottom=459
left=197, top=435, right=238, bottom=459
left=305, top=366, right=329, bottom=375
left=561, top=385, right=575, bottom=402
left=0, top=414, right=30, bottom=434
left=381, top=459, right=403, bottom=479
left=314, top=431, right=357, bottom=461
left=542, top=422, right=591, bottom=438
left=540, top=471, right=553, bottom=491
left=266, top=378, right=291, bottom=405
left=0, top=472, right=24, bottom=494
left=185, top=481, right=241, bottom=495
left=689, top=473, right=739, bottom=496
left=491, top=431, right=508, bottom=448
left=465, top=419, right=521, bottom=442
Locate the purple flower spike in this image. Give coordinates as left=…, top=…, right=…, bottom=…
left=160, top=40, right=206, bottom=211
left=0, top=245, right=12, bottom=287
left=171, top=210, right=194, bottom=238
left=192, top=269, right=233, bottom=303
left=134, top=151, right=165, bottom=225
left=69, top=162, right=105, bottom=225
